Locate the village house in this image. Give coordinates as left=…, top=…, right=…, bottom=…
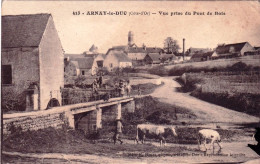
left=64, top=53, right=105, bottom=76
left=186, top=47, right=212, bottom=56
left=244, top=46, right=260, bottom=56
left=1, top=14, right=64, bottom=111
left=110, top=31, right=164, bottom=66
left=143, top=53, right=162, bottom=65
left=212, top=42, right=254, bottom=59
left=190, top=51, right=214, bottom=62
left=103, top=49, right=132, bottom=71
left=128, top=45, right=164, bottom=66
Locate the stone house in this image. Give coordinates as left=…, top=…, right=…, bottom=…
left=143, top=53, right=162, bottom=65
left=190, top=51, right=214, bottom=62
left=64, top=59, right=80, bottom=76
left=186, top=48, right=212, bottom=56
left=103, top=49, right=132, bottom=71
left=64, top=54, right=105, bottom=76
left=127, top=46, right=164, bottom=66
left=213, top=42, right=254, bottom=59
left=1, top=14, right=64, bottom=111
left=110, top=31, right=164, bottom=66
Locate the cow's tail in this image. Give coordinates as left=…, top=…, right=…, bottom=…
left=135, top=126, right=139, bottom=144
left=197, top=132, right=202, bottom=145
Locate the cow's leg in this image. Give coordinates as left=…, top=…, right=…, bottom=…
left=211, top=140, right=215, bottom=150
left=161, top=136, right=166, bottom=147
left=208, top=139, right=214, bottom=150
left=142, top=135, right=146, bottom=144
left=216, top=141, right=222, bottom=149
left=135, top=136, right=139, bottom=144
left=203, top=140, right=207, bottom=151
left=198, top=139, right=201, bottom=150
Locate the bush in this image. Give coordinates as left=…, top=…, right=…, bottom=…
left=176, top=74, right=203, bottom=92
left=191, top=91, right=260, bottom=117
left=148, top=65, right=168, bottom=76
left=2, top=92, right=26, bottom=113
left=227, top=62, right=252, bottom=72
left=169, top=62, right=259, bottom=76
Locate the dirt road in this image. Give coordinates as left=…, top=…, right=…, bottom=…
left=151, top=76, right=259, bottom=123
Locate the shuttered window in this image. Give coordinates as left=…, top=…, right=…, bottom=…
left=2, top=65, right=12, bottom=84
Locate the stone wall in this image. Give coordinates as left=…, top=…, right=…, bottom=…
left=1, top=47, right=40, bottom=112
left=39, top=16, right=64, bottom=110
left=122, top=100, right=135, bottom=113
left=3, top=112, right=66, bottom=135
left=101, top=104, right=120, bottom=131
left=76, top=109, right=101, bottom=134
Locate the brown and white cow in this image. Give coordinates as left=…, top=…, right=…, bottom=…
left=198, top=129, right=222, bottom=151
left=135, top=124, right=177, bottom=146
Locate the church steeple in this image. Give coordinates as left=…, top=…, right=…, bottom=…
left=128, top=31, right=134, bottom=46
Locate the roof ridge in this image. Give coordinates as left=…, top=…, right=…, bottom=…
left=2, top=13, right=51, bottom=17
left=222, top=42, right=247, bottom=46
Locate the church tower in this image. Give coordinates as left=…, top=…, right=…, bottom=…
left=128, top=31, right=134, bottom=46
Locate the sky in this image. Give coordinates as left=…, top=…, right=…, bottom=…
left=2, top=1, right=260, bottom=54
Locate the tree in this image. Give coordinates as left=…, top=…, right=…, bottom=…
left=163, top=37, right=180, bottom=54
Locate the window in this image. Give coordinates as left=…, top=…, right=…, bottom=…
left=82, top=70, right=85, bottom=75
left=110, top=63, right=113, bottom=68
left=96, top=60, right=103, bottom=68
left=2, top=65, right=12, bottom=84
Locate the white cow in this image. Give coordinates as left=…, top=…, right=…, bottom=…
left=198, top=129, right=222, bottom=151
left=135, top=124, right=177, bottom=146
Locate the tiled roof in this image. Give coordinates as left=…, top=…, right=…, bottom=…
left=146, top=53, right=161, bottom=62
left=64, top=54, right=85, bottom=59
left=128, top=47, right=163, bottom=53
left=191, top=51, right=214, bottom=59
left=216, top=42, right=248, bottom=54
left=107, top=49, right=131, bottom=62
left=2, top=14, right=51, bottom=48
left=72, top=57, right=94, bottom=69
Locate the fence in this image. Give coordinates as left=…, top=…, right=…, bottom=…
left=61, top=88, right=121, bottom=106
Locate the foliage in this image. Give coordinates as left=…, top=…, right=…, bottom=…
left=148, top=65, right=168, bottom=76
left=122, top=96, right=196, bottom=138
left=168, top=62, right=260, bottom=76
left=191, top=91, right=260, bottom=117
left=176, top=75, right=203, bottom=92
left=2, top=92, right=26, bottom=113
left=96, top=67, right=109, bottom=76
left=131, top=83, right=162, bottom=95
left=163, top=37, right=180, bottom=54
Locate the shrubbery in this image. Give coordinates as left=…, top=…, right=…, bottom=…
left=121, top=96, right=196, bottom=139
left=148, top=62, right=260, bottom=76
left=2, top=92, right=26, bottom=113
left=175, top=75, right=203, bottom=92
left=191, top=91, right=260, bottom=117
left=148, top=65, right=168, bottom=76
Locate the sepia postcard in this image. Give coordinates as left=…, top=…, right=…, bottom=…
left=1, top=0, right=260, bottom=163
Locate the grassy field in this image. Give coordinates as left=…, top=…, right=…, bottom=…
left=177, top=71, right=260, bottom=117
left=188, top=72, right=260, bottom=94
left=166, top=55, right=260, bottom=70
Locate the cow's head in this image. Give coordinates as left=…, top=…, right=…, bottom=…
left=170, top=127, right=178, bottom=137
left=165, top=127, right=178, bottom=137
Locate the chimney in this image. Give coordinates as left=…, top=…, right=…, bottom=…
left=183, top=38, right=185, bottom=60
left=143, top=43, right=146, bottom=50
